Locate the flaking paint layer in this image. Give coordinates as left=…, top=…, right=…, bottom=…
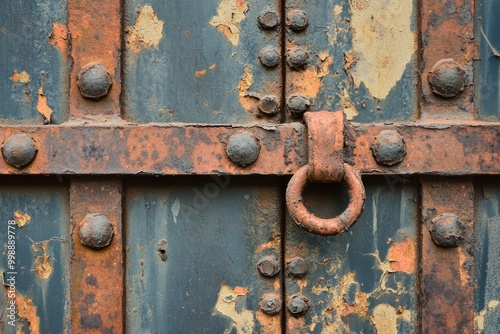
left=213, top=283, right=255, bottom=334
left=210, top=0, right=249, bottom=46
left=125, top=5, right=165, bottom=55
left=14, top=211, right=31, bottom=227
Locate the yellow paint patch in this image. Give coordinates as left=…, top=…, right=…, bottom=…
left=372, top=303, right=411, bottom=334
left=238, top=66, right=258, bottom=111
left=49, top=22, right=69, bottom=58
left=10, top=70, right=30, bottom=83
left=32, top=241, right=53, bottom=279
left=340, top=89, right=358, bottom=120
left=125, top=5, right=164, bottom=55
left=213, top=283, right=255, bottom=334
left=210, top=0, right=249, bottom=46
left=288, top=68, right=323, bottom=98
left=36, top=81, right=54, bottom=123
left=195, top=64, right=216, bottom=77
left=16, top=294, right=40, bottom=334
left=349, top=0, right=415, bottom=99
left=14, top=211, right=31, bottom=227
left=387, top=238, right=416, bottom=274
left=475, top=300, right=500, bottom=332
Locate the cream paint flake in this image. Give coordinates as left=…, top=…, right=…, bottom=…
left=372, top=303, right=411, bottom=334
left=210, top=0, right=249, bottom=46
left=475, top=300, right=500, bottom=332
left=125, top=5, right=164, bottom=55
left=349, top=0, right=415, bottom=99
left=213, top=283, right=255, bottom=334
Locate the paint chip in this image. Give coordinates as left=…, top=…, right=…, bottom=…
left=387, top=238, right=416, bottom=274
left=171, top=198, right=180, bottom=224
left=36, top=80, right=54, bottom=124
left=372, top=303, right=411, bottom=334
left=238, top=66, right=258, bottom=111
left=213, top=283, right=255, bottom=334
left=210, top=0, right=249, bottom=46
left=32, top=241, right=53, bottom=279
left=125, top=5, right=165, bottom=55
left=49, top=22, right=70, bottom=58
left=16, top=294, right=40, bottom=334
left=195, top=64, right=216, bottom=77
left=14, top=211, right=31, bottom=227
left=10, top=70, right=30, bottom=83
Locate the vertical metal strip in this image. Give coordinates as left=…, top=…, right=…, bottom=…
left=70, top=178, right=123, bottom=333
left=69, top=0, right=122, bottom=118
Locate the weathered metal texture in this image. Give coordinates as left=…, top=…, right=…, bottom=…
left=69, top=0, right=121, bottom=118
left=0, top=180, right=70, bottom=333
left=475, top=181, right=500, bottom=333
left=284, top=0, right=418, bottom=122
left=126, top=178, right=282, bottom=333
left=420, top=178, right=475, bottom=333
left=285, top=178, right=419, bottom=333
left=123, top=0, right=282, bottom=124
left=70, top=179, right=123, bottom=333
left=476, top=0, right=500, bottom=120
left=421, top=0, right=474, bottom=119
left=0, top=1, right=69, bottom=124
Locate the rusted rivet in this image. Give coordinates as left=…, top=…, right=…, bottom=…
left=371, top=130, right=406, bottom=166
left=428, top=59, right=466, bottom=98
left=257, top=256, right=280, bottom=277
left=258, top=95, right=280, bottom=115
left=429, top=213, right=464, bottom=248
left=287, top=294, right=310, bottom=317
left=226, top=132, right=261, bottom=167
left=258, top=8, right=280, bottom=30
left=259, top=46, right=280, bottom=68
left=77, top=62, right=112, bottom=100
left=286, top=47, right=309, bottom=70
left=79, top=213, right=114, bottom=249
left=260, top=293, right=282, bottom=315
left=287, top=94, right=311, bottom=117
left=2, top=134, right=37, bottom=169
left=286, top=257, right=308, bottom=278
left=286, top=10, right=309, bottom=32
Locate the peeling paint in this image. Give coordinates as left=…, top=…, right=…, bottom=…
left=125, top=5, right=165, bottom=55
left=16, top=294, right=40, bottom=334
left=475, top=300, right=500, bottom=332
left=372, top=303, right=411, bottom=334
left=171, top=198, right=180, bottom=224
left=316, top=51, right=333, bottom=78
left=48, top=22, right=70, bottom=58
left=10, top=70, right=30, bottom=83
left=36, top=80, right=54, bottom=124
left=209, top=0, right=249, bottom=46
left=195, top=64, right=216, bottom=77
left=349, top=0, right=415, bottom=99
left=32, top=241, right=53, bottom=279
left=238, top=66, right=258, bottom=111
left=340, top=88, right=358, bottom=120
left=387, top=238, right=416, bottom=274
left=213, top=283, right=255, bottom=334
left=14, top=211, right=31, bottom=227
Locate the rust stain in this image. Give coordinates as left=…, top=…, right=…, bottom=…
left=125, top=5, right=165, bottom=55
left=256, top=233, right=281, bottom=253
left=288, top=68, right=322, bottom=98
left=14, top=211, right=31, bottom=227
left=238, top=66, right=258, bottom=111
left=372, top=303, right=411, bottom=334
left=349, top=0, right=415, bottom=99
left=32, top=241, right=54, bottom=279
left=16, top=294, right=40, bottom=334
left=458, top=248, right=471, bottom=286
left=475, top=300, right=500, bottom=332
left=195, top=64, right=216, bottom=77
left=256, top=310, right=280, bottom=334
left=36, top=80, right=54, bottom=124
left=48, top=22, right=70, bottom=58
left=10, top=70, right=30, bottom=83
left=387, top=238, right=416, bottom=274
left=213, top=282, right=255, bottom=334
left=209, top=0, right=249, bottom=46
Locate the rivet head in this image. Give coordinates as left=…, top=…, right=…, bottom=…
left=2, top=134, right=37, bottom=169
left=226, top=132, right=261, bottom=167
left=258, top=95, right=280, bottom=115
left=286, top=48, right=309, bottom=70
left=258, top=9, right=280, bottom=30
left=287, top=294, right=310, bottom=317
left=259, top=46, right=280, bottom=68
left=79, top=213, right=114, bottom=249
left=430, top=213, right=464, bottom=248
left=77, top=62, right=112, bottom=100
left=371, top=130, right=406, bottom=166
left=428, top=59, right=465, bottom=98
left=257, top=256, right=281, bottom=277
left=260, top=293, right=282, bottom=315
left=287, top=94, right=311, bottom=117
left=286, top=10, right=309, bottom=32
left=286, top=257, right=308, bottom=278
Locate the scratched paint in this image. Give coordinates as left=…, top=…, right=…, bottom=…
left=209, top=0, right=249, bottom=46
left=125, top=5, right=165, bottom=56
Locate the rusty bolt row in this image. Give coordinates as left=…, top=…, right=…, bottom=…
left=256, top=256, right=308, bottom=278
left=257, top=8, right=309, bottom=32
left=259, top=293, right=310, bottom=316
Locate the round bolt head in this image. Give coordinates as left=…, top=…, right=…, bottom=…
left=286, top=48, right=309, bottom=70
left=79, top=213, right=114, bottom=249
left=371, top=130, right=406, bottom=166
left=259, top=46, right=280, bottom=68
left=287, top=294, right=310, bottom=317
left=258, top=95, right=280, bottom=115
left=257, top=256, right=281, bottom=277
left=430, top=213, right=464, bottom=248
left=260, top=293, right=282, bottom=315
left=226, top=132, right=261, bottom=167
left=286, top=257, right=308, bottom=278
left=287, top=94, right=311, bottom=117
left=2, top=134, right=37, bottom=169
left=258, top=9, right=280, bottom=30
left=428, top=59, right=466, bottom=98
left=286, top=10, right=309, bottom=32
left=77, top=62, right=112, bottom=100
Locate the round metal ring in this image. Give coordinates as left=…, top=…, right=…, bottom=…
left=286, top=163, right=366, bottom=236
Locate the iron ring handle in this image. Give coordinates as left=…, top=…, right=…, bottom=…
left=286, top=163, right=366, bottom=236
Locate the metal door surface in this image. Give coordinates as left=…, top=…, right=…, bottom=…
left=0, top=0, right=498, bottom=333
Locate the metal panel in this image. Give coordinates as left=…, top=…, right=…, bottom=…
left=125, top=177, right=282, bottom=333
left=0, top=179, right=70, bottom=333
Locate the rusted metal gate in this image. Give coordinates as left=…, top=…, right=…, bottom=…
left=0, top=0, right=499, bottom=333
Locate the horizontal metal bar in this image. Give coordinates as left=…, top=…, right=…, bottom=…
left=0, top=121, right=499, bottom=176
